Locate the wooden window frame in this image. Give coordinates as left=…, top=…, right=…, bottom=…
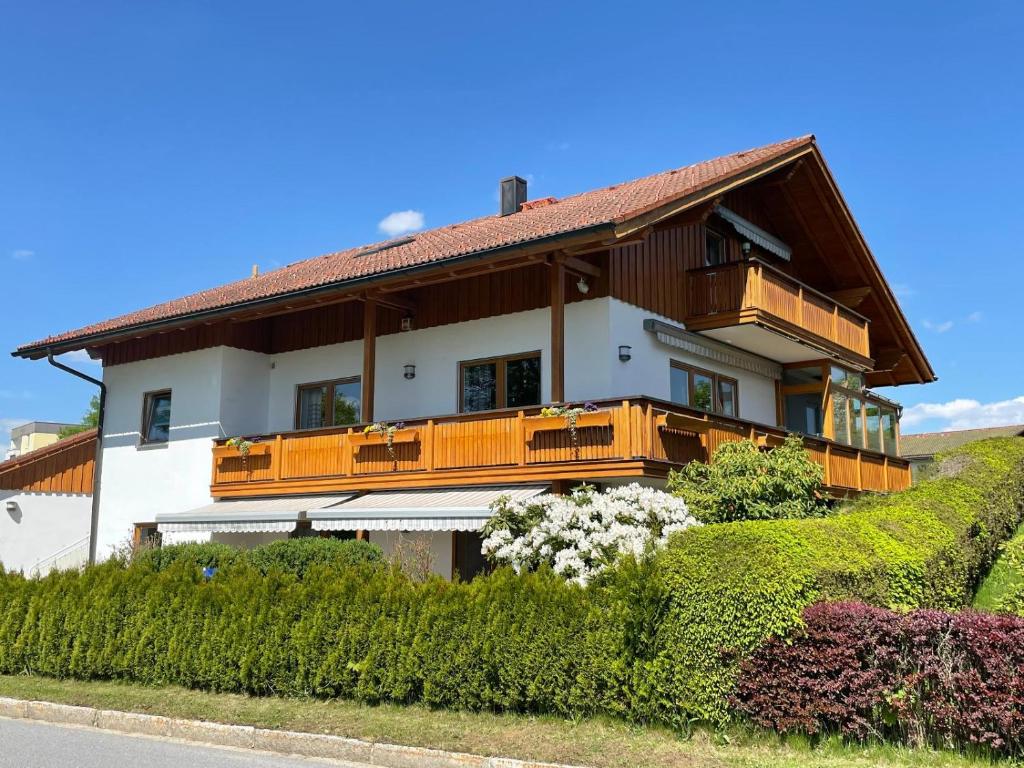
left=133, top=522, right=160, bottom=548
left=704, top=227, right=725, bottom=267
left=669, top=360, right=740, bottom=417
left=458, top=351, right=542, bottom=413
left=294, top=376, right=362, bottom=430
left=140, top=389, right=172, bottom=446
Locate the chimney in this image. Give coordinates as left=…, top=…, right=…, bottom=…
left=499, top=176, right=527, bottom=216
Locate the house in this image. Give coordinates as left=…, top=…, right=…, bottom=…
left=5, top=421, right=78, bottom=460
left=0, top=428, right=96, bottom=574
left=901, top=424, right=1024, bottom=479
left=10, top=136, right=934, bottom=578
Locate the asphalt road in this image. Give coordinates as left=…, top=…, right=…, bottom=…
left=0, top=717, right=371, bottom=767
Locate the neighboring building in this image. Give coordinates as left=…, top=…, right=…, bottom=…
left=0, top=429, right=96, bottom=575
left=11, top=136, right=935, bottom=578
left=5, top=421, right=77, bottom=460
left=901, top=425, right=1024, bottom=479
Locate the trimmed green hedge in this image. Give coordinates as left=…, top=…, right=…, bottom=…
left=644, top=438, right=1024, bottom=724
left=0, top=439, right=1021, bottom=727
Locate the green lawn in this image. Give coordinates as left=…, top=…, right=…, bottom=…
left=0, top=674, right=1001, bottom=768
left=974, top=522, right=1024, bottom=611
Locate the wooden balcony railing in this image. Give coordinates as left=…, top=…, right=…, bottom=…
left=686, top=259, right=872, bottom=362
left=210, top=398, right=910, bottom=499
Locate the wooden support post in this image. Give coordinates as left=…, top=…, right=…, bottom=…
left=272, top=434, right=283, bottom=481
left=515, top=411, right=526, bottom=466
left=423, top=419, right=435, bottom=471
left=620, top=400, right=634, bottom=460
left=362, top=297, right=377, bottom=423
left=550, top=260, right=565, bottom=403
left=824, top=443, right=832, bottom=487
left=856, top=450, right=864, bottom=491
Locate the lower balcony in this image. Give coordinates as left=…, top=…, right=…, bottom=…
left=210, top=397, right=910, bottom=499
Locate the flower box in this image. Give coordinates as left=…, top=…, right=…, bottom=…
left=655, top=412, right=711, bottom=434
left=213, top=442, right=272, bottom=460
left=348, top=429, right=420, bottom=448
left=524, top=411, right=611, bottom=440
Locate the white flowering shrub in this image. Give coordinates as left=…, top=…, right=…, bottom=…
left=480, top=483, right=699, bottom=585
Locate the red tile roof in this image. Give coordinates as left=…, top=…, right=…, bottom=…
left=16, top=136, right=814, bottom=354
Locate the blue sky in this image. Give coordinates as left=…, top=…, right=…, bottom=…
left=2, top=1, right=1022, bottom=445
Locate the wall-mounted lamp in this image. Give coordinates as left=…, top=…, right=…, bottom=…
left=576, top=277, right=590, bottom=294
left=400, top=316, right=414, bottom=332
left=618, top=345, right=632, bottom=362
left=5, top=500, right=18, bottom=514
left=403, top=364, right=416, bottom=380
left=741, top=241, right=752, bottom=256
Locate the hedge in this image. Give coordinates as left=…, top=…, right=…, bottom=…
left=642, top=437, right=1024, bottom=725
left=733, top=601, right=1024, bottom=756
left=0, top=438, right=1021, bottom=728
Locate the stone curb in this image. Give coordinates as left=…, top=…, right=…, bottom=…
left=0, top=696, right=584, bottom=768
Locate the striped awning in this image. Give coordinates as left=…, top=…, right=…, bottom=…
left=714, top=205, right=792, bottom=261
left=156, top=494, right=355, bottom=533
left=309, top=486, right=548, bottom=532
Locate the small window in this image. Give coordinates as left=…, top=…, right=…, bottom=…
left=133, top=523, right=160, bottom=548
left=460, top=353, right=541, bottom=413
left=705, top=230, right=724, bottom=266
left=141, top=390, right=172, bottom=444
left=296, top=378, right=361, bottom=430
left=670, top=361, right=739, bottom=417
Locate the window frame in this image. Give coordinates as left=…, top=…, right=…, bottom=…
left=458, top=351, right=542, bottom=413
left=669, top=360, right=740, bottom=417
left=704, top=228, right=726, bottom=267
left=293, top=376, right=362, bottom=431
left=140, top=389, right=173, bottom=446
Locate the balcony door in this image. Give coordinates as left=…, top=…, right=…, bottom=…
left=459, top=352, right=541, bottom=413
left=295, top=378, right=362, bottom=430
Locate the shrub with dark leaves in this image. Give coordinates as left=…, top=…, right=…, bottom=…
left=733, top=601, right=1024, bottom=756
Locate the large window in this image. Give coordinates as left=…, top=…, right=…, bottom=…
left=141, top=390, right=172, bottom=445
left=782, top=361, right=901, bottom=454
left=295, top=378, right=361, bottom=430
left=459, top=352, right=541, bottom=413
left=669, top=361, right=739, bottom=416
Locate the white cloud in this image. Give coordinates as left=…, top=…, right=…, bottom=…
left=59, top=350, right=101, bottom=366
left=377, top=210, right=425, bottom=237
left=892, top=283, right=916, bottom=300
left=546, top=141, right=571, bottom=152
left=922, top=319, right=954, bottom=333
left=902, top=396, right=1024, bottom=431
left=10, top=249, right=34, bottom=261
left=966, top=311, right=983, bottom=323
left=0, top=389, right=34, bottom=400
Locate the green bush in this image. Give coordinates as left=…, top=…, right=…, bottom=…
left=0, top=438, right=1020, bottom=728
left=132, top=541, right=240, bottom=573
left=641, top=437, right=1024, bottom=725
left=667, top=435, right=828, bottom=523
left=243, top=537, right=383, bottom=577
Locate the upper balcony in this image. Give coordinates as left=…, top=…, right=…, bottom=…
left=685, top=258, right=872, bottom=367
left=210, top=397, right=911, bottom=500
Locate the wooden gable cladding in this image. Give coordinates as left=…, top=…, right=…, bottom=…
left=99, top=260, right=608, bottom=365
left=0, top=429, right=96, bottom=495
left=608, top=223, right=702, bottom=323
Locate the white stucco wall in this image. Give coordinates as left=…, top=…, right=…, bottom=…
left=607, top=300, right=780, bottom=427
left=95, top=296, right=782, bottom=559
left=0, top=490, right=91, bottom=574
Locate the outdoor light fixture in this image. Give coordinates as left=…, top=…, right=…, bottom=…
left=403, top=364, right=416, bottom=380
left=741, top=241, right=752, bottom=255
left=400, top=316, right=414, bottom=332
left=5, top=501, right=17, bottom=514
left=618, top=345, right=632, bottom=362
left=576, top=277, right=590, bottom=294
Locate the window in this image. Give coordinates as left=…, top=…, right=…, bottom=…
left=670, top=362, right=739, bottom=417
left=133, top=523, right=160, bottom=548
left=864, top=401, right=882, bottom=452
left=141, top=390, right=172, bottom=444
left=880, top=407, right=899, bottom=456
left=705, top=229, right=724, bottom=266
left=785, top=392, right=824, bottom=436
left=295, top=378, right=361, bottom=430
left=459, top=352, right=541, bottom=412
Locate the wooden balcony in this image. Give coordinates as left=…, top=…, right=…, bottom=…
left=210, top=398, right=910, bottom=499
left=686, top=259, right=872, bottom=365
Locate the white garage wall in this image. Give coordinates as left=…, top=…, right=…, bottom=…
left=0, top=490, right=91, bottom=575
